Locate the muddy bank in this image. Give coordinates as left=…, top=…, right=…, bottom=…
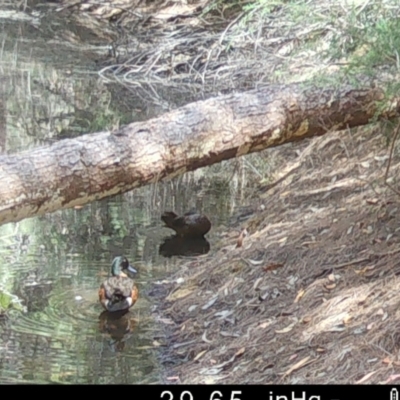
left=152, top=124, right=400, bottom=384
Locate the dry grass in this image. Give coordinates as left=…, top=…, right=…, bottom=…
left=91, top=0, right=400, bottom=102
left=151, top=121, right=400, bottom=384
left=44, top=0, right=400, bottom=108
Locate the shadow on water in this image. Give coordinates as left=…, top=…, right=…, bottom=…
left=0, top=4, right=264, bottom=384
left=159, top=235, right=210, bottom=258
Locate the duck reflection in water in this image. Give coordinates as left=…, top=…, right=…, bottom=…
left=160, top=210, right=211, bottom=257
left=159, top=234, right=210, bottom=257
left=98, top=309, right=137, bottom=352
left=97, top=256, right=139, bottom=351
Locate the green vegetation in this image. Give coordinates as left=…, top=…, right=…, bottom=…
left=204, top=0, right=400, bottom=83
left=0, top=290, right=26, bottom=315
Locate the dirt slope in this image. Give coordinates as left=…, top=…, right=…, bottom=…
left=152, top=123, right=400, bottom=384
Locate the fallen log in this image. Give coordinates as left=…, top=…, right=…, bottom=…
left=0, top=81, right=396, bottom=225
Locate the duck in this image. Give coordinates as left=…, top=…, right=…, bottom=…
left=161, top=209, right=211, bottom=237
left=98, top=256, right=139, bottom=312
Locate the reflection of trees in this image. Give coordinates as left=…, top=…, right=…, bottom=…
left=0, top=312, right=157, bottom=383
left=15, top=280, right=53, bottom=312
left=3, top=63, right=137, bottom=152
left=36, top=197, right=142, bottom=260
left=0, top=93, right=6, bottom=154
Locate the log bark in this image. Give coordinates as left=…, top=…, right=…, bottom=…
left=0, top=81, right=397, bottom=225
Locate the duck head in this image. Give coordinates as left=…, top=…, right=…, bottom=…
left=111, top=256, right=137, bottom=277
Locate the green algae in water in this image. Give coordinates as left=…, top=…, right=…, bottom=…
left=0, top=291, right=26, bottom=315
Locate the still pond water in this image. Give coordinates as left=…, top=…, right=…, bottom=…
left=0, top=11, right=261, bottom=384
left=0, top=197, right=230, bottom=384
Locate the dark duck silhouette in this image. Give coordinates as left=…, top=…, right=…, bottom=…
left=161, top=210, right=211, bottom=238
left=159, top=235, right=210, bottom=257
left=98, top=256, right=138, bottom=312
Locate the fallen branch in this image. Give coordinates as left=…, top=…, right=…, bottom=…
left=0, top=80, right=397, bottom=225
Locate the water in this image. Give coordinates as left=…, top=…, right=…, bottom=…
left=0, top=5, right=262, bottom=384
left=0, top=183, right=244, bottom=383
left=0, top=202, right=162, bottom=384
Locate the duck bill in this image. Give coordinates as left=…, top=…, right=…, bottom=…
left=127, top=264, right=137, bottom=274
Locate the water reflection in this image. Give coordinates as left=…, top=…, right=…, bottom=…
left=16, top=280, right=53, bottom=313
left=0, top=189, right=228, bottom=383
left=0, top=220, right=160, bottom=384
left=159, top=235, right=210, bottom=258
left=98, top=310, right=137, bottom=352
left=0, top=283, right=157, bottom=383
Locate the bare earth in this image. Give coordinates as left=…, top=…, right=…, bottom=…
left=152, top=124, right=400, bottom=384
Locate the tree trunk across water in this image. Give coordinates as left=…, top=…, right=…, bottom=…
left=0, top=81, right=397, bottom=225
